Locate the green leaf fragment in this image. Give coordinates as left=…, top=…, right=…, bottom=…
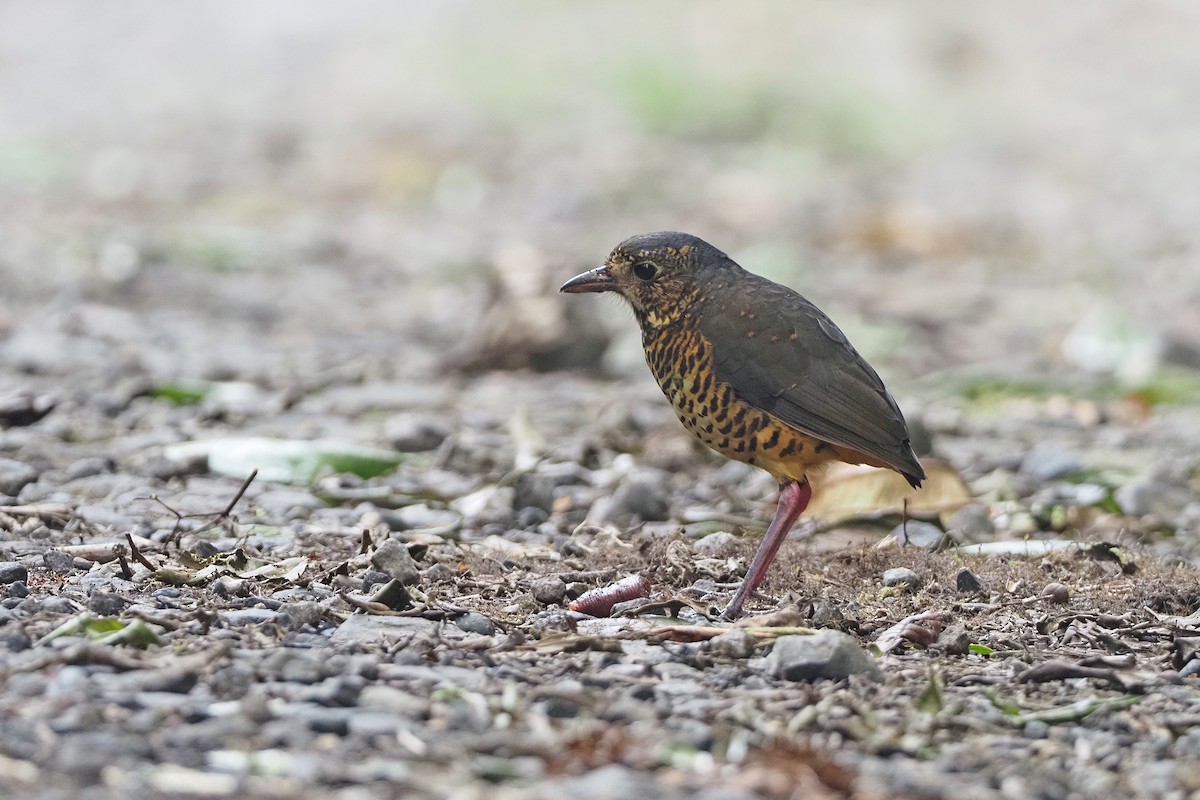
left=164, top=437, right=410, bottom=484
left=968, top=643, right=994, bottom=656
left=35, top=612, right=160, bottom=648
left=914, top=667, right=944, bottom=714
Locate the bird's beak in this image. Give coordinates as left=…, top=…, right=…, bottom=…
left=560, top=266, right=617, bottom=294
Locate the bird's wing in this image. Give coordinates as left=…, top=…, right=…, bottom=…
left=699, top=275, right=924, bottom=486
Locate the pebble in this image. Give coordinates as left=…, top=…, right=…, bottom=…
left=513, top=472, right=558, bottom=513
left=220, top=608, right=280, bottom=626
left=530, top=575, right=567, bottom=605
left=956, top=568, right=984, bottom=593
left=370, top=539, right=420, bottom=586
left=63, top=456, right=114, bottom=481
left=0, top=562, right=28, bottom=585
left=43, top=550, right=76, bottom=574
left=946, top=503, right=995, bottom=542
left=762, top=630, right=882, bottom=682
left=1115, top=479, right=1194, bottom=520
left=879, top=521, right=947, bottom=551
left=610, top=475, right=671, bottom=521
left=385, top=414, right=450, bottom=452
left=1019, top=444, right=1084, bottom=480
left=329, top=613, right=437, bottom=650
left=87, top=591, right=129, bottom=616
left=41, top=596, right=79, bottom=614
left=0, top=458, right=39, bottom=497
left=693, top=531, right=738, bottom=556
left=361, top=569, right=392, bottom=592
left=707, top=628, right=756, bottom=660
left=6, top=580, right=29, bottom=598
left=455, top=612, right=496, bottom=636
left=882, top=567, right=922, bottom=590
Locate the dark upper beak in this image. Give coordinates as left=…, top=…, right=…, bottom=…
left=560, top=266, right=617, bottom=294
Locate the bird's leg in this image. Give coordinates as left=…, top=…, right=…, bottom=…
left=721, top=479, right=813, bottom=620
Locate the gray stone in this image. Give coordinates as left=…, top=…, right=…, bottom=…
left=361, top=569, right=391, bottom=592
left=1019, top=444, right=1084, bottom=480
left=947, top=503, right=995, bottom=542
left=330, top=613, right=437, bottom=649
left=956, top=568, right=984, bottom=593
left=514, top=472, right=558, bottom=513
left=0, top=562, right=28, bottom=585
left=707, top=627, right=756, bottom=660
left=531, top=575, right=566, bottom=605
left=63, top=457, right=114, bottom=481
left=611, top=475, right=671, bottom=521
left=370, top=538, right=420, bottom=585
left=455, top=611, right=496, bottom=636
left=762, top=630, right=882, bottom=682
left=0, top=458, right=38, bottom=497
left=87, top=591, right=128, bottom=616
left=881, top=521, right=947, bottom=550
left=41, top=596, right=79, bottom=614
left=384, top=414, right=449, bottom=452
left=1115, top=479, right=1194, bottom=520
left=882, top=567, right=922, bottom=590
left=693, top=531, right=738, bottom=555
left=546, top=763, right=674, bottom=800
left=220, top=608, right=279, bottom=626
left=43, top=550, right=76, bottom=574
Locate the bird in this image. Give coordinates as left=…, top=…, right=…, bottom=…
left=561, top=231, right=925, bottom=619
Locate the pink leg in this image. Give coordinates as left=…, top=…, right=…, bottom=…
left=721, top=479, right=813, bottom=619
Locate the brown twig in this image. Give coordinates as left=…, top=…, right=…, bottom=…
left=125, top=533, right=157, bottom=571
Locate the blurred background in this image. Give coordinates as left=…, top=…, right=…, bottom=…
left=2, top=1, right=1199, bottom=407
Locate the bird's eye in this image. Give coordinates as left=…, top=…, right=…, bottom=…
left=632, top=262, right=659, bottom=281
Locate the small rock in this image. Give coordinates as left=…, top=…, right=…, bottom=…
left=938, top=627, right=971, bottom=655
left=516, top=506, right=549, bottom=528
left=693, top=531, right=737, bottom=556
left=41, top=596, right=79, bottom=614
left=1115, top=479, right=1194, bottom=520
left=611, top=476, right=671, bottom=521
left=330, top=614, right=437, bottom=649
left=87, top=592, right=128, bottom=616
left=63, top=457, right=114, bottom=481
left=370, top=539, right=420, bottom=586
left=422, top=563, right=455, bottom=584
left=0, top=562, right=28, bottom=585
left=879, top=521, right=947, bottom=551
left=946, top=503, right=995, bottom=542
left=513, top=473, right=558, bottom=513
left=0, top=458, right=38, bottom=497
left=43, top=550, right=76, bottom=574
left=455, top=612, right=496, bottom=636
left=1019, top=444, right=1084, bottom=480
left=370, top=579, right=413, bottom=611
left=1040, top=583, right=1070, bottom=604
left=278, top=601, right=324, bottom=629
left=882, top=567, right=922, bottom=590
left=361, top=569, right=392, bottom=593
left=809, top=601, right=844, bottom=629
left=955, top=568, right=984, bottom=593
left=220, top=608, right=279, bottom=626
left=707, top=628, right=756, bottom=660
left=0, top=392, right=56, bottom=427
left=531, top=575, right=567, bottom=605
left=385, top=414, right=449, bottom=452
left=7, top=580, right=29, bottom=598
left=762, top=631, right=882, bottom=682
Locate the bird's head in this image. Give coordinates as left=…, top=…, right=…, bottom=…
left=560, top=231, right=735, bottom=329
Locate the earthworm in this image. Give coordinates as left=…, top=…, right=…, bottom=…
left=568, top=574, right=650, bottom=617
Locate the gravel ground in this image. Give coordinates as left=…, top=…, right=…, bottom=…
left=2, top=5, right=1200, bottom=799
